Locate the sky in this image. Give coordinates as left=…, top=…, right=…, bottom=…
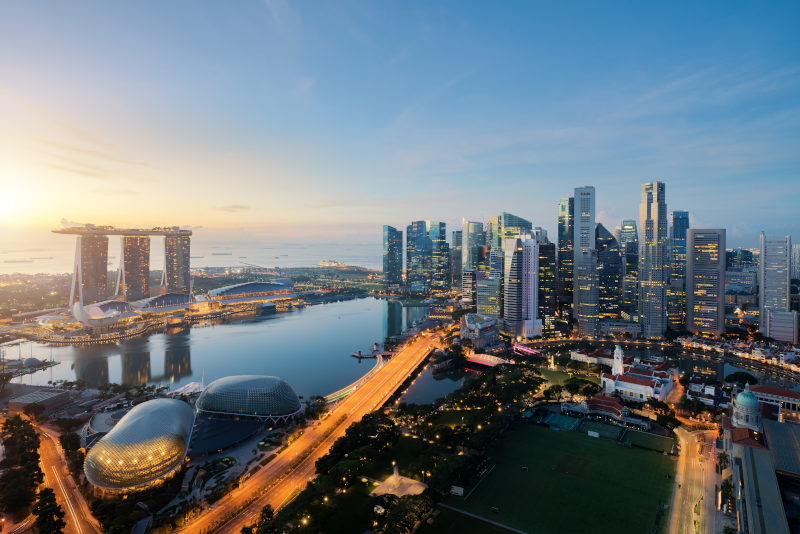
left=1, top=1, right=799, bottom=270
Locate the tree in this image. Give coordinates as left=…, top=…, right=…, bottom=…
left=23, top=402, right=46, bottom=420
left=725, top=371, right=758, bottom=385
left=32, top=488, right=66, bottom=534
left=0, top=371, right=12, bottom=393
left=258, top=504, right=274, bottom=524
left=59, top=432, right=81, bottom=452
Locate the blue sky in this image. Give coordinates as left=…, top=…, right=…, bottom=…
left=1, top=1, right=799, bottom=252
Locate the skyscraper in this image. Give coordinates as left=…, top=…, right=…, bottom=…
left=557, top=197, right=575, bottom=314
left=618, top=220, right=639, bottom=315
left=486, top=215, right=501, bottom=249
left=477, top=273, right=502, bottom=320
left=427, top=221, right=449, bottom=290
left=667, top=211, right=690, bottom=330
left=461, top=219, right=485, bottom=274
left=595, top=223, right=622, bottom=319
left=573, top=186, right=597, bottom=336
left=538, top=239, right=558, bottom=337
left=118, top=236, right=150, bottom=301
left=759, top=232, right=791, bottom=335
left=461, top=269, right=477, bottom=305
left=502, top=236, right=541, bottom=339
left=406, top=221, right=431, bottom=292
left=686, top=229, right=726, bottom=337
left=498, top=213, right=533, bottom=243
left=163, top=234, right=191, bottom=294
left=71, top=235, right=109, bottom=305
left=792, top=244, right=800, bottom=281
left=382, top=225, right=403, bottom=286
left=451, top=230, right=462, bottom=289
left=638, top=181, right=669, bottom=338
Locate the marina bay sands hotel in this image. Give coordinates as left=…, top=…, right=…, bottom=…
left=53, top=225, right=192, bottom=305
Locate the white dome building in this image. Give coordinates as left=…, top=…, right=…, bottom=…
left=732, top=383, right=762, bottom=432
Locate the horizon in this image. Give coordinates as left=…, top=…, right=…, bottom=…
left=2, top=1, right=799, bottom=273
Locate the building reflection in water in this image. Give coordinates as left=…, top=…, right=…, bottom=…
left=72, top=345, right=114, bottom=388
left=384, top=300, right=403, bottom=339
left=119, top=338, right=151, bottom=385
left=405, top=305, right=430, bottom=330
left=164, top=330, right=192, bottom=383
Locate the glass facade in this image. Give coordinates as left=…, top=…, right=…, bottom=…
left=538, top=240, right=559, bottom=336
left=196, top=375, right=302, bottom=417
left=164, top=235, right=191, bottom=294
left=667, top=211, right=690, bottom=330
left=638, top=182, right=669, bottom=338
left=760, top=233, right=791, bottom=335
left=427, top=221, right=449, bottom=290
left=557, top=197, right=574, bottom=313
left=84, top=398, right=194, bottom=494
left=406, top=220, right=431, bottom=293
left=450, top=230, right=462, bottom=289
left=382, top=225, right=403, bottom=286
left=81, top=235, right=109, bottom=305
left=121, top=236, right=150, bottom=301
left=618, top=219, right=639, bottom=315
left=595, top=223, right=622, bottom=319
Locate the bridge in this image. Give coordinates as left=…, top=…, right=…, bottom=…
left=512, top=343, right=542, bottom=356
left=324, top=353, right=386, bottom=403
left=465, top=353, right=513, bottom=368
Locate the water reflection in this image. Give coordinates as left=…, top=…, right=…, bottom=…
left=384, top=300, right=403, bottom=339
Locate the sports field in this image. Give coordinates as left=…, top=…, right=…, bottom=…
left=451, top=424, right=676, bottom=534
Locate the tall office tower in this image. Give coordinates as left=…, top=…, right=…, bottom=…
left=70, top=235, right=109, bottom=305
left=498, top=212, right=533, bottom=243
left=382, top=225, right=403, bottom=286
left=164, top=234, right=191, bottom=294
left=727, top=248, right=756, bottom=271
left=638, top=181, right=669, bottom=338
left=486, top=216, right=501, bottom=249
left=476, top=273, right=502, bottom=320
left=686, top=229, right=726, bottom=336
left=502, top=236, right=541, bottom=338
left=406, top=220, right=431, bottom=292
left=426, top=221, right=449, bottom=290
left=118, top=236, right=150, bottom=301
left=617, top=220, right=639, bottom=315
left=792, top=244, right=800, bottom=281
left=557, top=197, right=575, bottom=312
left=573, top=186, right=596, bottom=335
left=759, top=232, right=791, bottom=335
left=476, top=246, right=492, bottom=276
left=461, top=219, right=485, bottom=273
left=667, top=211, right=690, bottom=330
left=538, top=240, right=558, bottom=336
left=595, top=224, right=622, bottom=319
left=451, top=230, right=463, bottom=289
left=461, top=269, right=477, bottom=305
left=575, top=249, right=599, bottom=337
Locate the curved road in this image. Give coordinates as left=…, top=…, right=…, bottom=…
left=179, top=333, right=439, bottom=534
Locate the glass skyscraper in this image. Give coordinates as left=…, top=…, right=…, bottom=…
left=406, top=221, right=431, bottom=293
left=618, top=219, right=639, bottom=315
left=382, top=225, right=403, bottom=286
left=164, top=235, right=191, bottom=294
left=451, top=230, right=462, bottom=289
left=667, top=210, right=690, bottom=330
left=595, top=223, right=622, bottom=319
left=638, top=181, right=669, bottom=338
left=120, top=236, right=150, bottom=301
left=461, top=219, right=485, bottom=274
left=573, top=186, right=597, bottom=336
left=557, top=197, right=574, bottom=314
left=78, top=235, right=109, bottom=305
left=759, top=232, right=791, bottom=335
left=426, top=221, right=449, bottom=290
left=538, top=240, right=558, bottom=337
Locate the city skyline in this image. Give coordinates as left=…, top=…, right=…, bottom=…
left=2, top=1, right=800, bottom=258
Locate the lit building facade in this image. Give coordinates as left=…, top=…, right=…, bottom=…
left=573, top=186, right=597, bottom=336
left=118, top=236, right=150, bottom=301
left=451, top=230, right=462, bottom=289
left=557, top=197, right=574, bottom=314
left=427, top=221, right=449, bottom=290
left=164, top=235, right=191, bottom=294
left=638, top=181, right=669, bottom=338
left=760, top=232, right=791, bottom=336
left=476, top=273, right=502, bottom=320
left=668, top=211, right=690, bottom=330
left=461, top=269, right=477, bottom=305
left=382, top=225, right=403, bottom=286
left=79, top=235, right=109, bottom=305
left=406, top=220, right=431, bottom=293
left=686, top=229, right=726, bottom=336
left=461, top=219, right=485, bottom=274
left=595, top=223, right=621, bottom=319
left=618, top=219, right=639, bottom=315
left=538, top=240, right=559, bottom=336
left=502, top=236, right=541, bottom=338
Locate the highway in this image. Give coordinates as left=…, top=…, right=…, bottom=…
left=179, top=333, right=439, bottom=533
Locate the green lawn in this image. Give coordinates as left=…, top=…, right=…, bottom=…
left=539, top=369, right=600, bottom=386
left=450, top=424, right=676, bottom=534
left=624, top=430, right=675, bottom=454
left=418, top=507, right=516, bottom=534
left=431, top=409, right=487, bottom=428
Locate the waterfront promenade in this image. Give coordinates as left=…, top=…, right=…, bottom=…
left=180, top=332, right=439, bottom=533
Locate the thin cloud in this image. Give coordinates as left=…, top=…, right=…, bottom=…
left=90, top=187, right=139, bottom=197
left=218, top=204, right=251, bottom=212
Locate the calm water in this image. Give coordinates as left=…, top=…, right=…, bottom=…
left=3, top=298, right=429, bottom=399
left=400, top=365, right=465, bottom=405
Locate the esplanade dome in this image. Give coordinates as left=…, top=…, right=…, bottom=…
left=196, top=375, right=302, bottom=420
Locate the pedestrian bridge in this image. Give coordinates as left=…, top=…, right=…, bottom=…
left=465, top=353, right=512, bottom=368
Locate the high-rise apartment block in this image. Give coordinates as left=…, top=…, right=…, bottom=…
left=686, top=229, right=726, bottom=336
left=164, top=234, right=191, bottom=294
left=638, top=181, right=669, bottom=338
